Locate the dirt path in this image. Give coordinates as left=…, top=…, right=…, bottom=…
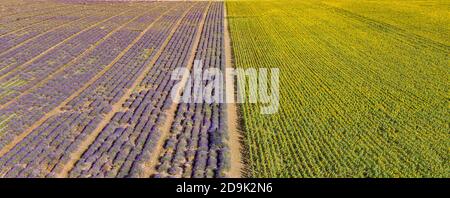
left=141, top=2, right=212, bottom=178
left=223, top=2, right=243, bottom=178
left=0, top=6, right=161, bottom=109
left=0, top=7, right=134, bottom=81
left=57, top=3, right=197, bottom=178
left=0, top=6, right=158, bottom=160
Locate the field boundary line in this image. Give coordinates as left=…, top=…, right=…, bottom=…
left=0, top=7, right=135, bottom=81
left=0, top=5, right=159, bottom=159
left=223, top=2, right=243, bottom=178
left=56, top=4, right=187, bottom=178
left=0, top=5, right=163, bottom=110
left=141, top=1, right=211, bottom=178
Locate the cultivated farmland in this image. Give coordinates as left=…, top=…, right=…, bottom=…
left=0, top=0, right=231, bottom=178
left=227, top=0, right=449, bottom=177
left=0, top=0, right=448, bottom=178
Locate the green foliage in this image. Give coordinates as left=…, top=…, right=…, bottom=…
left=227, top=0, right=449, bottom=178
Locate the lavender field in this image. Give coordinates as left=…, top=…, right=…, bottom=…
left=0, top=0, right=231, bottom=178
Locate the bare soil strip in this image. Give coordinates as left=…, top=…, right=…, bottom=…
left=141, top=2, right=212, bottom=178
left=0, top=6, right=163, bottom=110
left=0, top=8, right=134, bottom=81
left=223, top=3, right=243, bottom=178
left=56, top=4, right=192, bottom=178
left=0, top=6, right=160, bottom=160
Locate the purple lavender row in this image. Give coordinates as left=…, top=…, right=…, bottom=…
left=0, top=2, right=178, bottom=178
left=0, top=6, right=155, bottom=153
left=0, top=3, right=175, bottom=178
left=0, top=15, right=79, bottom=53
left=0, top=7, right=150, bottom=105
left=68, top=2, right=200, bottom=178
left=0, top=112, right=87, bottom=177
left=0, top=6, right=105, bottom=53
left=155, top=2, right=228, bottom=178
left=66, top=2, right=181, bottom=112
left=0, top=1, right=68, bottom=17
left=0, top=5, right=80, bottom=35
left=0, top=14, right=115, bottom=76
left=0, top=4, right=71, bottom=24
left=68, top=2, right=209, bottom=178
left=0, top=2, right=59, bottom=16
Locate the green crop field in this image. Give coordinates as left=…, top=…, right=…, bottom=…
left=226, top=0, right=449, bottom=177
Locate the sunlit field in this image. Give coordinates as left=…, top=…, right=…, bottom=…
left=227, top=0, right=449, bottom=177
left=0, top=0, right=448, bottom=178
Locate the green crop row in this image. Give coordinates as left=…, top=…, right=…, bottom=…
left=226, top=0, right=449, bottom=177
